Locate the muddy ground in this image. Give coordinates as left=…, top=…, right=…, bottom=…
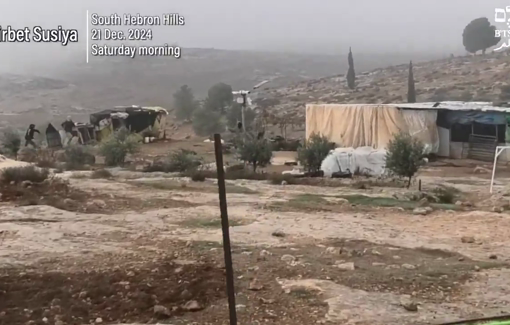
left=1, top=164, right=510, bottom=325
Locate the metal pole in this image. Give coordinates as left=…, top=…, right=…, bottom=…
left=241, top=93, right=246, bottom=133
left=490, top=146, right=501, bottom=193
left=213, top=133, right=237, bottom=325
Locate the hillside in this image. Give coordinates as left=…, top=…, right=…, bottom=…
left=256, top=52, right=510, bottom=120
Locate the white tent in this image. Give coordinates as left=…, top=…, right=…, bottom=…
left=320, top=146, right=387, bottom=177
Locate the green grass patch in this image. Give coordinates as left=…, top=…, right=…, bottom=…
left=131, top=180, right=257, bottom=194
left=272, top=193, right=459, bottom=212
left=177, top=217, right=245, bottom=228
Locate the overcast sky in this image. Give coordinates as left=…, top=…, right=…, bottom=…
left=0, top=0, right=508, bottom=71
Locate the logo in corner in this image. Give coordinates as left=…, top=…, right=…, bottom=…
left=494, top=6, right=510, bottom=51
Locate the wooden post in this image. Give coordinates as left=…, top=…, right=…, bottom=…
left=213, top=133, right=237, bottom=325
left=418, top=179, right=422, bottom=191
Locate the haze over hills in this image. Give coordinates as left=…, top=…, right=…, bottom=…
left=0, top=47, right=444, bottom=119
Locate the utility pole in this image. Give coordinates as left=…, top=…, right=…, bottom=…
left=232, top=80, right=271, bottom=135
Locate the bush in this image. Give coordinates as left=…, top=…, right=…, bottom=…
left=237, top=138, right=273, bottom=172
left=1, top=129, right=22, bottom=159
left=192, top=107, right=225, bottom=137
left=432, top=185, right=460, bottom=204
left=90, top=169, right=113, bottom=179
left=35, top=149, right=58, bottom=168
left=65, top=145, right=96, bottom=170
left=297, top=133, right=335, bottom=173
left=190, top=170, right=206, bottom=182
left=1, top=166, right=49, bottom=184
left=99, top=128, right=141, bottom=166
left=144, top=149, right=202, bottom=173
left=385, top=132, right=425, bottom=188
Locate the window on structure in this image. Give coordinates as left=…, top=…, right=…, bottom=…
left=472, top=122, right=506, bottom=142
left=450, top=123, right=471, bottom=142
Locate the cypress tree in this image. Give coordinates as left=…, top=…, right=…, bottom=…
left=407, top=61, right=416, bottom=103
left=346, top=47, right=356, bottom=90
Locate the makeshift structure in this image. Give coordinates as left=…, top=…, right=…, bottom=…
left=321, top=147, right=387, bottom=177
left=306, top=102, right=510, bottom=162
left=90, top=106, right=168, bottom=141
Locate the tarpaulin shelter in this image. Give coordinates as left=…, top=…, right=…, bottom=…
left=90, top=106, right=168, bottom=141
left=305, top=104, right=439, bottom=154
left=305, top=101, right=510, bottom=162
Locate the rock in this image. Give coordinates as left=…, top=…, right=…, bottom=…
left=371, top=250, right=382, bottom=256
left=412, top=208, right=429, bottom=215
left=325, top=247, right=339, bottom=254
left=87, top=199, right=106, bottom=209
left=153, top=305, right=171, bottom=317
left=489, top=254, right=498, bottom=260
left=259, top=297, right=275, bottom=304
left=95, top=318, right=103, bottom=323
left=272, top=230, right=286, bottom=237
left=400, top=297, right=418, bottom=312
left=461, top=236, right=475, bottom=244
left=424, top=207, right=433, bottom=213
left=180, top=289, right=192, bottom=299
left=474, top=166, right=490, bottom=174
left=281, top=180, right=288, bottom=185
left=335, top=262, right=355, bottom=271
left=21, top=180, right=32, bottom=188
left=474, top=265, right=481, bottom=271
left=182, top=300, right=203, bottom=311
left=372, top=262, right=386, bottom=266
left=78, top=291, right=88, bottom=299
left=281, top=254, right=296, bottom=264
left=492, top=206, right=504, bottom=213
left=402, top=264, right=416, bottom=270
left=455, top=200, right=463, bottom=206
left=417, top=197, right=429, bottom=206
left=248, top=278, right=264, bottom=291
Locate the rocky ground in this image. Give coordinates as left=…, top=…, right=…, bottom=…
left=256, top=51, right=510, bottom=120
left=1, top=162, right=510, bottom=324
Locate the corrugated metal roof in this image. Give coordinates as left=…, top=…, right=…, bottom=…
left=392, top=101, right=510, bottom=113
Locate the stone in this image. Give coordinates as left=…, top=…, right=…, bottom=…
left=402, top=264, right=416, bottom=270
left=412, top=208, right=429, bottom=215
left=489, top=254, right=498, bottom=260
left=335, top=262, right=355, bottom=271
left=400, top=296, right=418, bottom=312
left=281, top=254, right=296, bottom=263
left=272, top=230, right=286, bottom=237
left=182, top=300, right=203, bottom=311
left=153, top=305, right=171, bottom=317
left=461, top=236, right=475, bottom=244
left=95, top=318, right=103, bottom=323
left=248, top=278, right=264, bottom=291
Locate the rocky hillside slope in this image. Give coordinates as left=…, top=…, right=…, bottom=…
left=256, top=52, right=510, bottom=120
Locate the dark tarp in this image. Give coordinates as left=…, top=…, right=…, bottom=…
left=45, top=123, right=62, bottom=148
left=437, top=110, right=507, bottom=128
left=89, top=109, right=124, bottom=125
left=90, top=107, right=159, bottom=133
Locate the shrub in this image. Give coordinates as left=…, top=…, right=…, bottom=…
left=1, top=129, right=22, bottom=159
left=65, top=145, right=96, bottom=170
left=190, top=170, right=206, bottom=182
left=1, top=166, right=49, bottom=184
left=35, top=148, right=58, bottom=168
left=192, top=107, right=225, bottom=137
left=99, top=128, right=141, bottom=166
left=385, top=132, right=425, bottom=188
left=144, top=149, right=202, bottom=173
left=297, top=133, right=335, bottom=173
left=431, top=185, right=460, bottom=204
left=90, top=169, right=113, bottom=179
left=237, top=138, right=273, bottom=172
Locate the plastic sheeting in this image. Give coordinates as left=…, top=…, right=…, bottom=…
left=436, top=110, right=507, bottom=127
left=320, top=146, right=387, bottom=177
left=305, top=104, right=439, bottom=154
